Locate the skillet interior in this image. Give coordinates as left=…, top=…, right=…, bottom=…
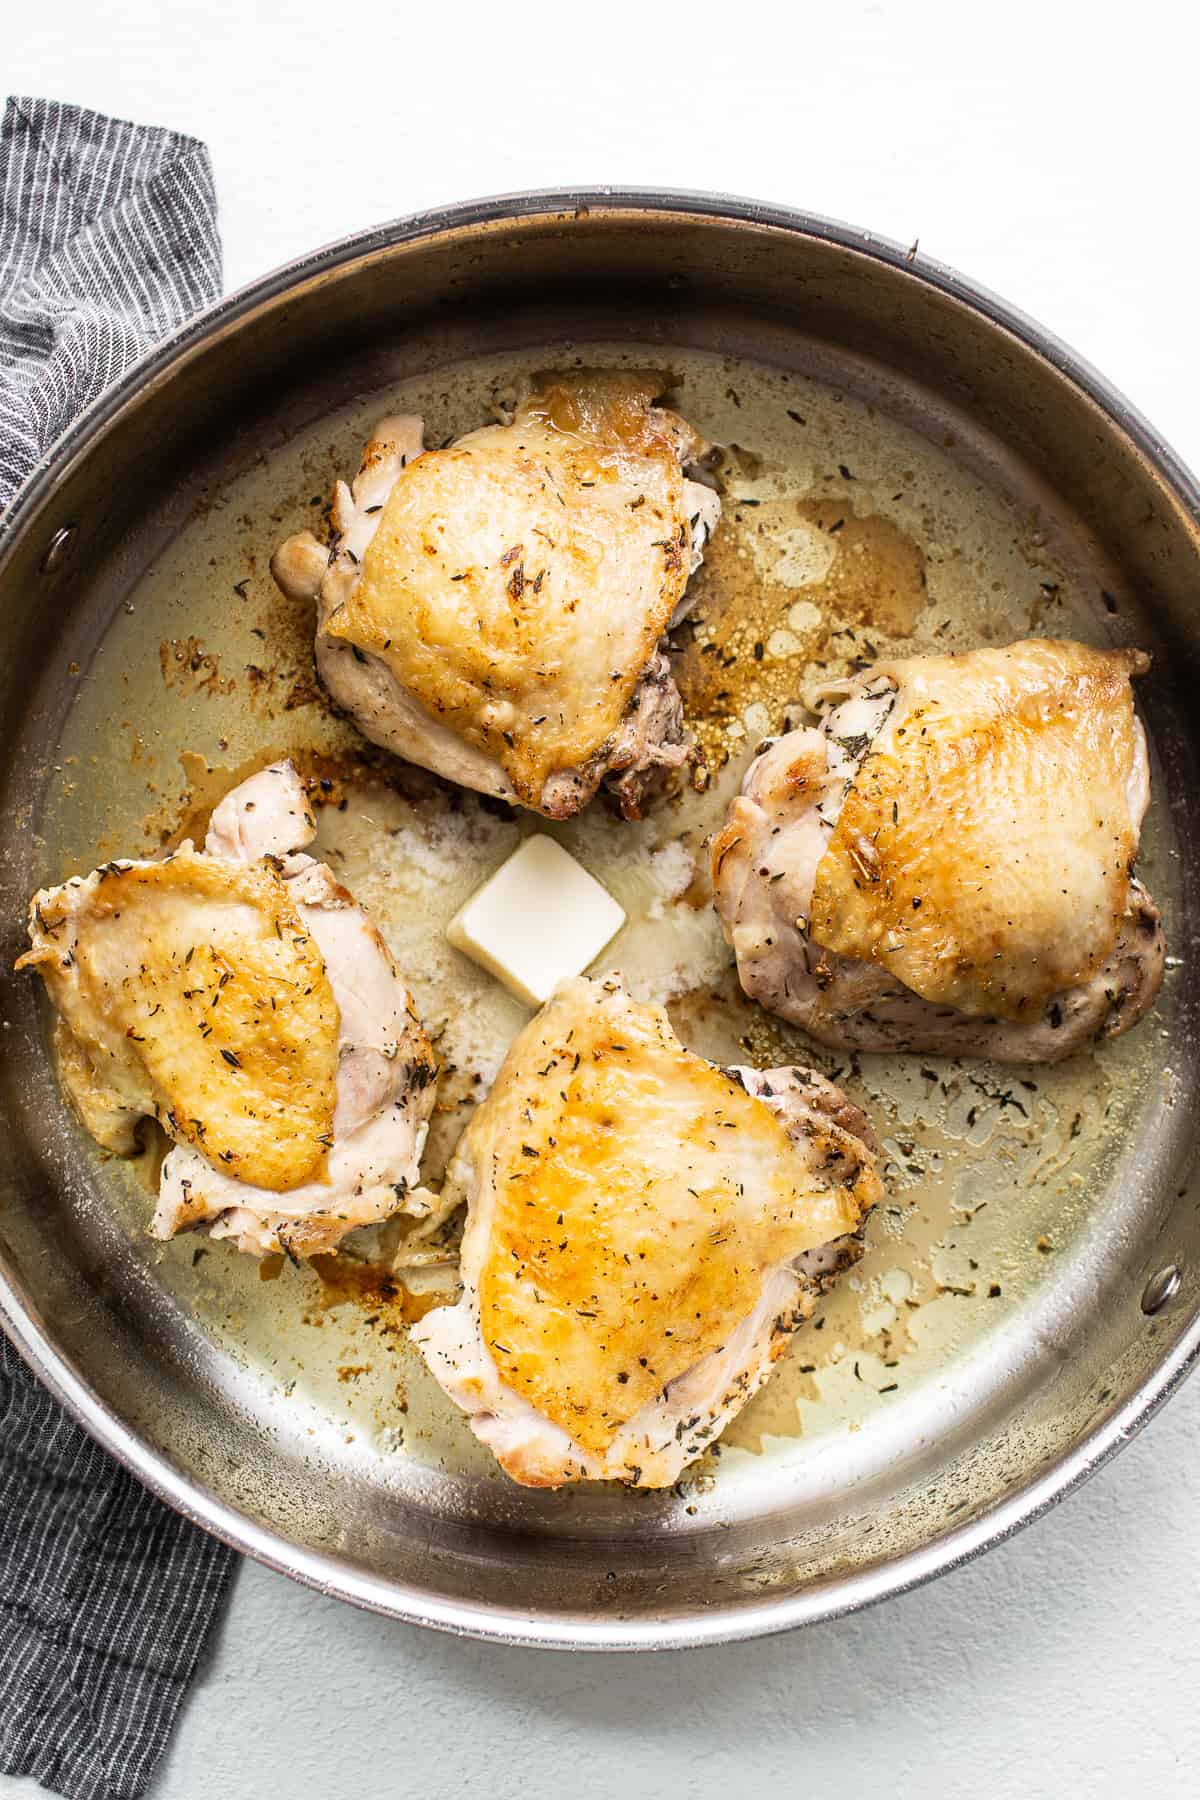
left=0, top=198, right=1198, bottom=1648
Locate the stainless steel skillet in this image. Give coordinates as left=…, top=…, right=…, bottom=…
left=0, top=190, right=1198, bottom=1650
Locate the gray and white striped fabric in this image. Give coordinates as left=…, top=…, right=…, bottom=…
left=0, top=95, right=220, bottom=504
left=0, top=97, right=235, bottom=1800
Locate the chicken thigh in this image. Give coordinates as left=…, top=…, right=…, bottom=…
left=272, top=371, right=721, bottom=819
left=711, top=638, right=1164, bottom=1061
left=19, top=761, right=440, bottom=1257
left=412, top=976, right=881, bottom=1487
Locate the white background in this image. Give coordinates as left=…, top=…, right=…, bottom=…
left=6, top=3, right=1200, bottom=1794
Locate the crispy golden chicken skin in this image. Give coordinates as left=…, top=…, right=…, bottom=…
left=22, top=847, right=338, bottom=1191
left=712, top=638, right=1165, bottom=1061
left=412, top=977, right=882, bottom=1487
left=19, top=762, right=442, bottom=1257
left=272, top=372, right=720, bottom=818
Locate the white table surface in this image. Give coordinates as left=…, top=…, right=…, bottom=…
left=7, top=3, right=1200, bottom=1794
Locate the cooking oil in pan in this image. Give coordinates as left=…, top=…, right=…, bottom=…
left=33, top=342, right=1180, bottom=1519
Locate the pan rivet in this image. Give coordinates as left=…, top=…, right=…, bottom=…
left=41, top=525, right=76, bottom=573
left=1142, top=1264, right=1182, bottom=1315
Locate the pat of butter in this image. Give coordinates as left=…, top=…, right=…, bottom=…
left=446, top=834, right=626, bottom=1007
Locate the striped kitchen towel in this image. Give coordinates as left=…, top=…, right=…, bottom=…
left=0, top=97, right=235, bottom=1800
